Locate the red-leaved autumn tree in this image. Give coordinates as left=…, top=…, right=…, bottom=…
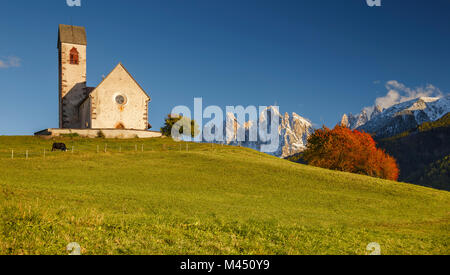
left=303, top=125, right=399, bottom=181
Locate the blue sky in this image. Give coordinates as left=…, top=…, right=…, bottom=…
left=0, top=0, right=449, bottom=135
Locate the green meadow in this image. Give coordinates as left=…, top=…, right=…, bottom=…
left=0, top=136, right=448, bottom=255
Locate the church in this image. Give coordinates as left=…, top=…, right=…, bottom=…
left=36, top=25, right=161, bottom=138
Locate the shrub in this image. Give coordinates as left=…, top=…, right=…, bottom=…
left=97, top=131, right=106, bottom=139
left=303, top=125, right=399, bottom=181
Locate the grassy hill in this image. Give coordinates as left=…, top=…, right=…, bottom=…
left=0, top=136, right=449, bottom=255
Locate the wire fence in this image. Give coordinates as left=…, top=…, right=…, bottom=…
left=0, top=142, right=226, bottom=160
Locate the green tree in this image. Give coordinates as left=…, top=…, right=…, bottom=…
left=160, top=114, right=200, bottom=139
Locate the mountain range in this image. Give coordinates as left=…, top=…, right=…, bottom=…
left=215, top=95, right=450, bottom=159
left=207, top=107, right=313, bottom=158
left=341, top=95, right=450, bottom=138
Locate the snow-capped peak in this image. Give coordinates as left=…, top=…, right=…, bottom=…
left=207, top=107, right=314, bottom=158
left=342, top=95, right=450, bottom=138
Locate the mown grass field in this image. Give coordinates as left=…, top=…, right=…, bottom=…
left=0, top=136, right=449, bottom=255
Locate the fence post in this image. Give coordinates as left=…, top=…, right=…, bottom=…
left=11, top=149, right=14, bottom=160
left=26, top=150, right=28, bottom=160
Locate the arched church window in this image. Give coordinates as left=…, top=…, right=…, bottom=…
left=70, top=47, right=79, bottom=65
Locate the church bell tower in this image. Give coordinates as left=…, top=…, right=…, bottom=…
left=58, top=24, right=87, bottom=128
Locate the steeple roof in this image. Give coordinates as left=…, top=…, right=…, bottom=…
left=58, top=24, right=87, bottom=46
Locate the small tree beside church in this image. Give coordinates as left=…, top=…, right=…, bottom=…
left=161, top=115, right=199, bottom=138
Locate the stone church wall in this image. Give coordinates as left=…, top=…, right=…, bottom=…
left=59, top=42, right=87, bottom=129
left=79, top=96, right=91, bottom=129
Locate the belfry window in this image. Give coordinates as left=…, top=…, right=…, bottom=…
left=70, top=47, right=79, bottom=65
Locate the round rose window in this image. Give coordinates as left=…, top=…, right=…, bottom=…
left=115, top=95, right=126, bottom=105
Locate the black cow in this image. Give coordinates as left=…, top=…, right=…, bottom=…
left=52, top=143, right=67, bottom=152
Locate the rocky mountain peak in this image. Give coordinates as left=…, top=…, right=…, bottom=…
left=342, top=95, right=450, bottom=138
left=207, top=108, right=314, bottom=158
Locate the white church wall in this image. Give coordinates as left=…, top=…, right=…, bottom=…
left=91, top=65, right=149, bottom=130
